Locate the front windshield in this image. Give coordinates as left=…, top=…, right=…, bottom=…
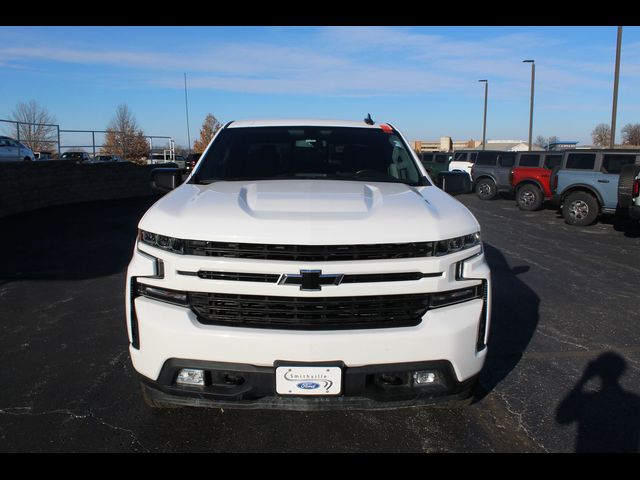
left=194, top=126, right=426, bottom=186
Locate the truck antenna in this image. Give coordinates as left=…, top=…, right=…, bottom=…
left=364, top=113, right=375, bottom=125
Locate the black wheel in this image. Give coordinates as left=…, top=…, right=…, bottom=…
left=516, top=184, right=544, bottom=211
left=475, top=178, right=497, bottom=200
left=23, top=157, right=32, bottom=162
left=618, top=164, right=640, bottom=209
left=562, top=191, right=599, bottom=226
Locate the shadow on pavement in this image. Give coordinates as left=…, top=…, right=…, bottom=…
left=601, top=214, right=640, bottom=238
left=474, top=243, right=541, bottom=402
left=556, top=352, right=640, bottom=453
left=0, top=196, right=160, bottom=283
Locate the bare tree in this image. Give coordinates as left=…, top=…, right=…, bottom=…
left=621, top=123, right=640, bottom=146
left=535, top=135, right=559, bottom=149
left=591, top=124, right=611, bottom=148
left=193, top=114, right=222, bottom=153
left=101, top=104, right=149, bottom=162
left=9, top=100, right=58, bottom=152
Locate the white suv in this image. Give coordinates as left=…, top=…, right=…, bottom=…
left=126, top=119, right=491, bottom=410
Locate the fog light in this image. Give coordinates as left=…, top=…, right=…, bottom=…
left=413, top=371, right=438, bottom=385
left=176, top=368, right=205, bottom=386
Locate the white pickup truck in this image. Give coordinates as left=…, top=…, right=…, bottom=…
left=126, top=119, right=491, bottom=410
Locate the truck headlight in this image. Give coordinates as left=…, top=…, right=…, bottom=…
left=139, top=230, right=185, bottom=254
left=434, top=232, right=481, bottom=256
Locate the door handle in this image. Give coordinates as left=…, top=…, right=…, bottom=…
left=597, top=179, right=610, bottom=183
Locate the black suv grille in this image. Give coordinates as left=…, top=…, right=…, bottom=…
left=189, top=292, right=431, bottom=330
left=184, top=240, right=435, bottom=261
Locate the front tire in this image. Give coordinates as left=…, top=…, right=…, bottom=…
left=23, top=157, right=32, bottom=162
left=516, top=184, right=544, bottom=211
left=475, top=178, right=497, bottom=200
left=562, top=191, right=599, bottom=226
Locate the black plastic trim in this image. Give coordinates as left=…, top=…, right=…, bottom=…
left=139, top=359, right=478, bottom=410
left=177, top=269, right=442, bottom=284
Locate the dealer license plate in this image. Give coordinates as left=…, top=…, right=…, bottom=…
left=275, top=365, right=342, bottom=396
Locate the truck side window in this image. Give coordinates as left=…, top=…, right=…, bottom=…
left=476, top=151, right=498, bottom=166
left=601, top=154, right=636, bottom=174
left=544, top=155, right=562, bottom=169
left=498, top=153, right=516, bottom=167
left=566, top=153, right=596, bottom=170
left=518, top=154, right=540, bottom=167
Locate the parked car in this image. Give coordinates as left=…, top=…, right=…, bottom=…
left=469, top=150, right=519, bottom=200
left=448, top=150, right=478, bottom=178
left=0, top=136, right=35, bottom=162
left=89, top=154, right=126, bottom=163
left=509, top=152, right=563, bottom=210
left=618, top=163, right=640, bottom=223
left=127, top=118, right=491, bottom=410
left=34, top=151, right=54, bottom=161
left=148, top=153, right=186, bottom=171
left=185, top=153, right=201, bottom=173
left=420, top=151, right=452, bottom=181
left=60, top=151, right=91, bottom=163
left=551, top=149, right=640, bottom=226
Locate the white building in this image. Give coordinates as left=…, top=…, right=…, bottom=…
left=480, top=140, right=531, bottom=151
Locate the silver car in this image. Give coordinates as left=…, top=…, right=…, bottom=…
left=0, top=136, right=35, bottom=162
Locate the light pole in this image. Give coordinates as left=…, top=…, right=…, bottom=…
left=184, top=72, right=192, bottom=156
left=523, top=60, right=535, bottom=151
left=478, top=80, right=488, bottom=150
left=610, top=26, right=623, bottom=149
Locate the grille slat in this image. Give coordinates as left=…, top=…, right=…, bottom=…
left=184, top=240, right=435, bottom=261
left=189, top=292, right=430, bottom=330
left=178, top=270, right=441, bottom=284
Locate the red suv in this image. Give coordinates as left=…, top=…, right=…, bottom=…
left=510, top=152, right=563, bottom=211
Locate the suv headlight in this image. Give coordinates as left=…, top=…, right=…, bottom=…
left=434, top=232, right=481, bottom=256
left=138, top=230, right=185, bottom=254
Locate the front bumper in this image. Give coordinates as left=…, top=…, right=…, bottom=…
left=140, top=359, right=478, bottom=411
left=126, top=242, right=491, bottom=409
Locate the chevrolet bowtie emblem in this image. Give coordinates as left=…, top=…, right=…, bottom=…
left=278, top=270, right=344, bottom=291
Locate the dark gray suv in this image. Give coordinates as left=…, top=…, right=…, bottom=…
left=470, top=151, right=517, bottom=200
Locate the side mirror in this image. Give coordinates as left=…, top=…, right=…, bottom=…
left=438, top=171, right=472, bottom=196
left=151, top=168, right=183, bottom=192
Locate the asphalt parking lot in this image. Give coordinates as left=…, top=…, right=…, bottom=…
left=1, top=192, right=639, bottom=452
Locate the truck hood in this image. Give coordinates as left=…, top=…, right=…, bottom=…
left=139, top=180, right=480, bottom=244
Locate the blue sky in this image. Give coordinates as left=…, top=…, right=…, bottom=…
left=1, top=26, right=640, bottom=148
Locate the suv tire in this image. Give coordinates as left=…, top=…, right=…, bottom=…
left=475, top=178, right=497, bottom=200
left=516, top=184, right=544, bottom=211
left=618, top=164, right=640, bottom=209
left=562, top=191, right=599, bottom=226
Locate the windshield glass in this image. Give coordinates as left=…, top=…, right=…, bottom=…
left=194, top=126, right=426, bottom=186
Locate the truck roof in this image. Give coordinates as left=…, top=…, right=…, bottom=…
left=227, top=119, right=384, bottom=129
